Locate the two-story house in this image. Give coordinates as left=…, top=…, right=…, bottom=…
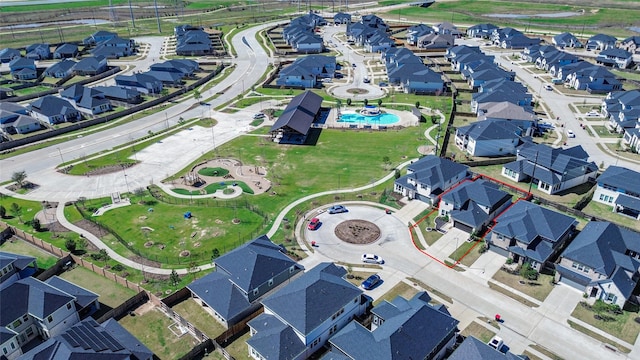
left=596, top=48, right=633, bottom=69
left=188, top=235, right=304, bottom=328
left=247, top=262, right=369, bottom=360
left=0, top=252, right=37, bottom=289
left=593, top=166, right=640, bottom=219
left=488, top=201, right=578, bottom=271
left=28, top=96, right=81, bottom=125
left=394, top=155, right=471, bottom=204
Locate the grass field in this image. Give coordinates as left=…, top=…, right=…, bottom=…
left=373, top=281, right=420, bottom=306
left=59, top=266, right=137, bottom=308
left=571, top=301, right=640, bottom=345
left=0, top=238, right=59, bottom=269
left=460, top=321, right=496, bottom=343
left=492, top=268, right=555, bottom=302
left=172, top=298, right=227, bottom=340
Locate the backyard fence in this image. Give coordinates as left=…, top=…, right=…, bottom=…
left=96, top=291, right=149, bottom=323
left=36, top=254, right=73, bottom=281
left=439, top=92, right=457, bottom=157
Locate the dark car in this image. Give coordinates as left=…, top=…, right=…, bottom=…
left=328, top=205, right=348, bottom=214
left=308, top=217, right=321, bottom=230
left=361, top=274, right=381, bottom=290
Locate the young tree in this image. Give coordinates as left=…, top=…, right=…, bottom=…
left=170, top=269, right=180, bottom=286
left=9, top=203, right=22, bottom=223
left=364, top=98, right=369, bottom=106
left=65, top=238, right=77, bottom=253
left=193, top=89, right=201, bottom=104
left=520, top=263, right=539, bottom=281
left=377, top=99, right=382, bottom=107
left=415, top=101, right=420, bottom=109
left=346, top=98, right=352, bottom=106
left=31, top=218, right=41, bottom=232
left=11, top=171, right=27, bottom=188
left=0, top=205, right=5, bottom=219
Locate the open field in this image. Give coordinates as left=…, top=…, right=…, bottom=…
left=0, top=238, right=59, bottom=269
left=572, top=301, right=640, bottom=345
left=492, top=268, right=555, bottom=302
left=59, top=266, right=137, bottom=308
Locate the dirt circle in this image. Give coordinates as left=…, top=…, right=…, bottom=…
left=334, top=220, right=381, bottom=244
left=346, top=88, right=369, bottom=95
left=180, top=250, right=191, bottom=257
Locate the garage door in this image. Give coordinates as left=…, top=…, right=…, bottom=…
left=453, top=221, right=473, bottom=233
left=559, top=277, right=585, bottom=291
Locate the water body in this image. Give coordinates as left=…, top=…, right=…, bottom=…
left=0, top=19, right=111, bottom=30
left=0, top=0, right=88, bottom=6
left=485, top=12, right=582, bottom=19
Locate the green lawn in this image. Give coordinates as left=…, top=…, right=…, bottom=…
left=59, top=266, right=137, bottom=308
left=172, top=298, right=227, bottom=340
left=450, top=240, right=485, bottom=267
left=119, top=308, right=195, bottom=360
left=222, top=330, right=252, bottom=360
left=567, top=319, right=631, bottom=353
left=198, top=167, right=229, bottom=177
left=374, top=281, right=420, bottom=306
left=413, top=211, right=443, bottom=246
left=0, top=238, right=59, bottom=269
left=460, top=321, right=496, bottom=344
left=492, top=268, right=555, bottom=302
left=582, top=201, right=640, bottom=232
left=592, top=125, right=622, bottom=138
left=171, top=181, right=254, bottom=196
left=571, top=301, right=640, bottom=345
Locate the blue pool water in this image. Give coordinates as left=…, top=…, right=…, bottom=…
left=338, top=112, right=399, bottom=125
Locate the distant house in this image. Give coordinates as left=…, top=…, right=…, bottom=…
left=364, top=29, right=394, bottom=53
left=176, top=29, right=212, bottom=56
left=72, top=55, right=108, bottom=76
left=44, top=59, right=76, bottom=78
left=0, top=252, right=37, bottom=289
left=432, top=22, right=462, bottom=37
left=488, top=200, right=578, bottom=271
left=145, top=70, right=184, bottom=87
left=276, top=55, right=336, bottom=88
left=596, top=48, right=633, bottom=69
left=270, top=90, right=323, bottom=144
left=455, top=119, right=524, bottom=157
left=438, top=179, right=513, bottom=234
left=188, top=235, right=303, bottom=328
left=501, top=34, right=540, bottom=49
left=602, top=90, right=640, bottom=123
left=593, top=166, right=640, bottom=219
left=0, top=48, right=21, bottom=63
left=0, top=276, right=99, bottom=359
left=553, top=32, right=582, bottom=48
left=406, top=23, right=434, bottom=45
left=29, top=96, right=81, bottom=124
left=448, top=336, right=528, bottom=360
left=620, top=36, right=640, bottom=54
left=0, top=113, right=41, bottom=135
left=115, top=73, right=162, bottom=94
left=53, top=43, right=79, bottom=59
left=333, top=12, right=351, bottom=24
left=565, top=64, right=622, bottom=93
left=416, top=33, right=455, bottom=50
left=93, top=86, right=143, bottom=104
left=247, top=263, right=369, bottom=360
left=501, top=142, right=598, bottom=195
left=0, top=87, right=14, bottom=100
left=18, top=318, right=153, bottom=360
left=25, top=43, right=51, bottom=60
left=491, top=27, right=523, bottom=46
left=9, top=57, right=37, bottom=80
left=91, top=36, right=135, bottom=58
left=76, top=87, right=112, bottom=115
left=149, top=59, right=199, bottom=78
left=477, top=101, right=537, bottom=130
left=586, top=34, right=617, bottom=51
left=60, top=83, right=85, bottom=102
left=83, top=30, right=117, bottom=45
left=556, top=221, right=640, bottom=308
left=324, top=292, right=459, bottom=360
left=466, top=23, right=498, bottom=39
left=394, top=155, right=470, bottom=204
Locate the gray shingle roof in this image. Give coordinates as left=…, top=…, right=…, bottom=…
left=44, top=276, right=98, bottom=310
left=597, top=166, right=640, bottom=196
left=448, top=336, right=526, bottom=360
left=0, top=251, right=36, bottom=272
left=187, top=271, right=252, bottom=321
left=397, top=155, right=469, bottom=194
left=261, top=263, right=361, bottom=335
left=492, top=201, right=577, bottom=245
left=270, top=90, right=323, bottom=135
left=1, top=277, right=74, bottom=327
left=246, top=314, right=306, bottom=360
left=456, top=119, right=522, bottom=141
left=30, top=96, right=78, bottom=117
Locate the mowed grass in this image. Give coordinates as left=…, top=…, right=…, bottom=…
left=119, top=307, right=195, bottom=360
left=571, top=302, right=640, bottom=346
left=0, top=238, right=59, bottom=269
left=492, top=268, right=555, bottom=302
left=172, top=298, right=227, bottom=340
left=582, top=201, right=640, bottom=232
left=374, top=281, right=420, bottom=306
left=460, top=321, right=496, bottom=343
left=59, top=266, right=137, bottom=308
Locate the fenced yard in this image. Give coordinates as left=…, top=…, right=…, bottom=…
left=59, top=266, right=137, bottom=308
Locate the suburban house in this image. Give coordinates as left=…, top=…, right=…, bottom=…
left=76, top=87, right=112, bottom=115
left=466, top=23, right=498, bottom=39
left=416, top=33, right=455, bottom=50
left=602, top=90, right=640, bottom=123
left=270, top=90, right=324, bottom=144
left=501, top=142, right=598, bottom=195
left=556, top=221, right=640, bottom=308
left=500, top=34, right=540, bottom=49
left=60, top=83, right=86, bottom=102
left=17, top=318, right=153, bottom=360
left=176, top=28, right=212, bottom=56
left=565, top=64, right=622, bottom=93
left=115, top=73, right=163, bottom=94
left=93, top=86, right=143, bottom=104
left=333, top=12, right=351, bottom=25
left=445, top=45, right=493, bottom=72
left=364, top=29, right=395, bottom=53
left=53, top=43, right=79, bottom=59
left=406, top=23, right=433, bottom=45
left=324, top=292, right=459, bottom=360
left=282, top=14, right=326, bottom=54
left=0, top=103, right=41, bottom=135
left=0, top=48, right=21, bottom=63
left=455, top=119, right=524, bottom=157
left=620, top=36, right=640, bottom=54
left=0, top=88, right=14, bottom=100
left=0, top=276, right=99, bottom=360
left=471, top=79, right=532, bottom=113
left=0, top=252, right=37, bottom=289
left=71, top=55, right=108, bottom=76
left=9, top=57, right=37, bottom=81
left=43, top=59, right=76, bottom=78
left=586, top=34, right=617, bottom=51
left=246, top=263, right=370, bottom=360
left=145, top=70, right=184, bottom=87
left=383, top=48, right=444, bottom=94
left=476, top=101, right=537, bottom=130
left=596, top=48, right=633, bottom=69
left=553, top=32, right=582, bottom=48
left=448, top=336, right=528, bottom=360
left=25, top=43, right=51, bottom=60
left=432, top=22, right=462, bottom=37
left=592, top=166, right=640, bottom=219
left=188, top=235, right=303, bottom=328
left=149, top=59, right=199, bottom=77
left=276, top=55, right=336, bottom=88
left=438, top=179, right=513, bottom=234
left=394, top=155, right=471, bottom=204
left=490, top=27, right=522, bottom=45
left=29, top=96, right=81, bottom=125
left=83, top=30, right=117, bottom=45
left=91, top=36, right=135, bottom=58
left=488, top=200, right=578, bottom=271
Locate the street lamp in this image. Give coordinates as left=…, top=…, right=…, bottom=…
left=57, top=147, right=65, bottom=165
left=121, top=163, right=131, bottom=195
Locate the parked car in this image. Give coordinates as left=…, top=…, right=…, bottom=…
left=352, top=63, right=356, bottom=67
left=361, top=274, right=381, bottom=290
left=378, top=82, right=388, bottom=87
left=328, top=205, right=348, bottom=214
left=253, top=113, right=265, bottom=119
left=488, top=336, right=504, bottom=351
left=566, top=129, right=575, bottom=138
left=361, top=253, right=384, bottom=264
left=586, top=110, right=600, bottom=117
left=363, top=78, right=370, bottom=83
left=308, top=217, right=321, bottom=230
left=544, top=84, right=553, bottom=91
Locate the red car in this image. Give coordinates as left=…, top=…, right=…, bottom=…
left=308, top=218, right=321, bottom=230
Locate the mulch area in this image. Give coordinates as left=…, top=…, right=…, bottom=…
left=334, top=220, right=381, bottom=244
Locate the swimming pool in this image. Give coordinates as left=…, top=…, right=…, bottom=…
left=338, top=112, right=400, bottom=125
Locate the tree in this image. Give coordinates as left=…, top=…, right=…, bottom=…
left=519, top=262, right=539, bottom=281
left=193, top=89, right=201, bottom=103
left=31, top=218, right=41, bottom=232
left=9, top=203, right=22, bottom=223
left=65, top=238, right=77, bottom=253
left=346, top=98, right=352, bottom=106
left=170, top=269, right=180, bottom=286
left=335, top=99, right=342, bottom=109
left=415, top=101, right=421, bottom=109
left=364, top=98, right=369, bottom=106
left=11, top=171, right=27, bottom=188
left=0, top=205, right=5, bottom=219
left=394, top=169, right=401, bottom=179
left=377, top=99, right=382, bottom=107
left=212, top=248, right=220, bottom=259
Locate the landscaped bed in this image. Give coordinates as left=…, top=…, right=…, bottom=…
left=492, top=267, right=555, bottom=302
left=571, top=300, right=640, bottom=346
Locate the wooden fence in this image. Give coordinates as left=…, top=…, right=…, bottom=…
left=96, top=291, right=149, bottom=323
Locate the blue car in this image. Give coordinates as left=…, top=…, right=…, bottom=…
left=361, top=274, right=381, bottom=290
left=328, top=205, right=348, bottom=214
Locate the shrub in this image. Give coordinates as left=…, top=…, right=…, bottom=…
left=112, top=264, right=125, bottom=272
left=65, top=238, right=77, bottom=253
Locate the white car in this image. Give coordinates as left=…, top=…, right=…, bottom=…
left=544, top=84, right=553, bottom=91
left=586, top=110, right=600, bottom=117
left=488, top=336, right=504, bottom=351
left=566, top=129, right=575, bottom=138
left=361, top=253, right=384, bottom=264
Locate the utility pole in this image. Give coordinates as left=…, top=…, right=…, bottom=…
left=154, top=0, right=161, bottom=33
left=527, top=150, right=539, bottom=195
left=128, top=0, right=136, bottom=29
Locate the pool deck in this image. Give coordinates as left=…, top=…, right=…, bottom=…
left=325, top=107, right=420, bottom=129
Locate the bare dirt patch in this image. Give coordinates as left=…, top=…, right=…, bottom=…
left=334, top=220, right=381, bottom=244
